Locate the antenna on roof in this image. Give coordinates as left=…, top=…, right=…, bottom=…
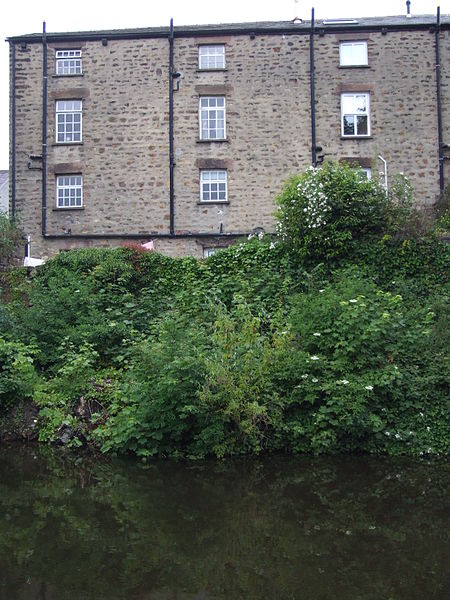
left=406, top=0, right=411, bottom=17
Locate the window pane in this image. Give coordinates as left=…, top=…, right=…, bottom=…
left=200, top=170, right=227, bottom=201
left=199, top=45, right=225, bottom=69
left=355, top=95, right=367, bottom=113
left=340, top=41, right=368, bottom=66
left=199, top=97, right=226, bottom=140
left=343, top=115, right=355, bottom=135
left=356, top=115, right=368, bottom=135
left=57, top=175, right=82, bottom=208
left=342, top=95, right=355, bottom=114
left=56, top=99, right=82, bottom=143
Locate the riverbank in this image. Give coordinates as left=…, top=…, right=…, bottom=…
left=0, top=399, right=39, bottom=443
left=1, top=164, right=449, bottom=458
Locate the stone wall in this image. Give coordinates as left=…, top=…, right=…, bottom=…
left=10, top=23, right=448, bottom=259
left=315, top=29, right=441, bottom=206
left=441, top=29, right=450, bottom=191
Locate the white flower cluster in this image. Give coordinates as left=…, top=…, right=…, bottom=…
left=297, top=169, right=330, bottom=230
left=247, top=231, right=265, bottom=241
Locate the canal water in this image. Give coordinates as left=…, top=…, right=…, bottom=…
left=0, top=446, right=448, bottom=600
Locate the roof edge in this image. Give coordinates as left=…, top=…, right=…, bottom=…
left=6, top=15, right=450, bottom=44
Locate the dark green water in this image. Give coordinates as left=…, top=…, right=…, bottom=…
left=0, top=446, right=448, bottom=600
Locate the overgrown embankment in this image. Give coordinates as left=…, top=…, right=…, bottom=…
left=1, top=163, right=449, bottom=457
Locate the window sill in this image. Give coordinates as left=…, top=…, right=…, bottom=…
left=196, top=68, right=228, bottom=73
left=52, top=142, right=83, bottom=147
left=53, top=207, right=84, bottom=211
left=197, top=138, right=229, bottom=143
left=341, top=135, right=372, bottom=140
left=52, top=73, right=84, bottom=78
left=338, top=65, right=370, bottom=69
left=197, top=201, right=229, bottom=205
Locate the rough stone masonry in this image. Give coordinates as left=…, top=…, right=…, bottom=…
left=8, top=15, right=450, bottom=259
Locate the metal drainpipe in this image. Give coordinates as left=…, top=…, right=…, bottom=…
left=310, top=8, right=317, bottom=167
left=435, top=7, right=444, bottom=194
left=169, top=18, right=175, bottom=235
left=42, top=22, right=48, bottom=236
left=10, top=42, right=16, bottom=219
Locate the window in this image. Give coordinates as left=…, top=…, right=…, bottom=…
left=199, top=45, right=225, bottom=69
left=56, top=100, right=82, bottom=143
left=361, top=167, right=372, bottom=179
left=199, top=97, right=226, bottom=140
left=56, top=175, right=83, bottom=208
left=200, top=170, right=227, bottom=202
left=339, top=41, right=368, bottom=66
left=341, top=93, right=370, bottom=137
left=55, top=49, right=82, bottom=75
left=203, top=247, right=220, bottom=258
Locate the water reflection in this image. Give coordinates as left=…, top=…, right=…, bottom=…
left=0, top=446, right=448, bottom=600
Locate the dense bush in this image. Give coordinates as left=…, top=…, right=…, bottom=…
left=0, top=336, right=39, bottom=412
left=1, top=163, right=448, bottom=457
left=273, top=272, right=449, bottom=455
left=0, top=214, right=23, bottom=269
left=276, top=162, right=390, bottom=261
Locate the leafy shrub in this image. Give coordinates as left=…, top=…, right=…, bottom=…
left=35, top=340, right=121, bottom=446
left=94, top=299, right=285, bottom=459
left=193, top=299, right=283, bottom=457
left=1, top=164, right=448, bottom=458
left=0, top=214, right=23, bottom=269
left=275, top=270, right=449, bottom=455
left=276, top=162, right=389, bottom=261
left=350, top=237, right=450, bottom=297
left=434, top=184, right=450, bottom=234
left=94, top=312, right=210, bottom=457
left=0, top=336, right=39, bottom=412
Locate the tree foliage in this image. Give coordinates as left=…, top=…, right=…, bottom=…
left=1, top=163, right=448, bottom=457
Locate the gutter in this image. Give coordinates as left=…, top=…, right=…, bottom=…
left=7, top=20, right=450, bottom=45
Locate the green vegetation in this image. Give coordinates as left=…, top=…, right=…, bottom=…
left=0, top=212, right=23, bottom=270
left=0, top=163, right=448, bottom=457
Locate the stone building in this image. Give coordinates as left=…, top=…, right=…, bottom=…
left=7, top=12, right=450, bottom=259
left=0, top=171, right=8, bottom=215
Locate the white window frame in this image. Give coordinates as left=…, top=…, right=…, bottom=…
left=339, top=41, right=368, bottom=66
left=55, top=49, right=82, bottom=75
left=199, top=97, right=226, bottom=140
left=361, top=167, right=372, bottom=180
left=198, top=45, right=225, bottom=70
left=341, top=93, right=371, bottom=137
left=200, top=170, right=228, bottom=202
left=203, top=247, right=220, bottom=258
left=56, top=175, right=83, bottom=208
left=56, top=100, right=82, bottom=143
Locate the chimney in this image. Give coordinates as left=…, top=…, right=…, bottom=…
left=406, top=1, right=411, bottom=17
